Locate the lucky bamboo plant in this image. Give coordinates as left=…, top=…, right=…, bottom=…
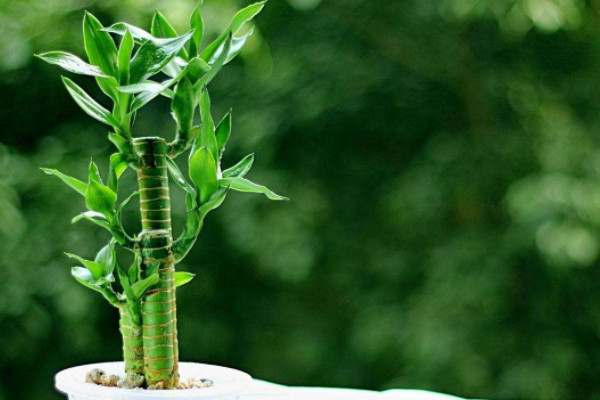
left=37, top=1, right=284, bottom=390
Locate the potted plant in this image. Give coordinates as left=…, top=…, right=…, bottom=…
left=37, top=1, right=285, bottom=398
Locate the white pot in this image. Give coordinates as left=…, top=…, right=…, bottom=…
left=55, top=362, right=252, bottom=400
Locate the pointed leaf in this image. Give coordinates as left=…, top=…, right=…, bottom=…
left=190, top=147, right=218, bottom=203
left=223, top=154, right=254, bottom=178
left=115, top=190, right=140, bottom=216
left=215, top=110, right=232, bottom=153
left=189, top=1, right=204, bottom=58
left=152, top=11, right=178, bottom=38
left=36, top=51, right=107, bottom=77
left=83, top=12, right=118, bottom=77
left=219, top=177, right=287, bottom=201
left=129, top=32, right=194, bottom=83
left=104, top=23, right=154, bottom=41
left=95, top=242, right=116, bottom=276
left=108, top=153, right=129, bottom=192
left=226, top=28, right=255, bottom=64
left=128, top=253, right=141, bottom=284
left=118, top=29, right=134, bottom=84
left=174, top=271, right=195, bottom=287
left=89, top=159, right=103, bottom=184
left=131, top=273, right=159, bottom=299
left=66, top=253, right=104, bottom=280
left=71, top=211, right=111, bottom=231
left=196, top=33, right=232, bottom=87
left=62, top=76, right=119, bottom=126
left=198, top=89, right=218, bottom=160
left=200, top=1, right=265, bottom=62
left=167, top=157, right=195, bottom=195
left=172, top=78, right=194, bottom=134
left=86, top=180, right=117, bottom=218
left=40, top=168, right=87, bottom=196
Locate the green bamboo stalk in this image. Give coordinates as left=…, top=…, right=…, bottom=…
left=118, top=306, right=143, bottom=376
left=134, top=137, right=179, bottom=388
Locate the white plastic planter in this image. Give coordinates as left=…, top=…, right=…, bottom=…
left=55, top=362, right=252, bottom=400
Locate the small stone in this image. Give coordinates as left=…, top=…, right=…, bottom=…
left=85, top=369, right=105, bottom=385
left=117, top=373, right=145, bottom=389
left=100, top=374, right=120, bottom=387
left=188, top=378, right=213, bottom=389
left=147, top=381, right=165, bottom=390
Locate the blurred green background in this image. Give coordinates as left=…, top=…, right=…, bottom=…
left=1, top=0, right=600, bottom=399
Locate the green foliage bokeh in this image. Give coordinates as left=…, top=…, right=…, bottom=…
left=1, top=0, right=600, bottom=399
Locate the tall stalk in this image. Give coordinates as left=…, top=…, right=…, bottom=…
left=134, top=137, right=178, bottom=388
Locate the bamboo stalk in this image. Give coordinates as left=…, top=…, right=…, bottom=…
left=134, top=137, right=179, bottom=388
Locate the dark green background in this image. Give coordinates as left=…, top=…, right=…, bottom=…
left=1, top=0, right=600, bottom=399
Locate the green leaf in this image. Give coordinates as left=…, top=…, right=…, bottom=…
left=109, top=131, right=133, bottom=154
left=103, top=23, right=153, bottom=41
left=108, top=153, right=129, bottom=192
left=95, top=241, right=116, bottom=277
left=83, top=12, right=118, bottom=77
left=187, top=57, right=211, bottom=82
left=215, top=110, right=232, bottom=154
left=86, top=180, right=117, bottom=218
left=129, top=31, right=194, bottom=83
left=115, top=190, right=140, bottom=216
left=219, top=177, right=287, bottom=201
left=226, top=28, right=255, bottom=64
left=167, top=157, right=195, bottom=195
left=40, top=168, right=87, bottom=196
left=131, top=273, right=159, bottom=299
left=89, top=159, right=103, bottom=184
left=223, top=154, right=254, bottom=178
left=174, top=271, right=196, bottom=287
left=66, top=253, right=104, bottom=280
left=189, top=1, right=204, bottom=58
left=62, top=76, right=119, bottom=126
left=200, top=1, right=266, bottom=62
left=151, top=11, right=178, bottom=38
left=189, top=147, right=218, bottom=203
left=128, top=253, right=141, bottom=284
left=116, top=262, right=136, bottom=302
left=196, top=33, right=232, bottom=88
left=36, top=51, right=107, bottom=77
left=230, top=1, right=267, bottom=35
left=172, top=78, right=194, bottom=134
left=198, top=89, right=218, bottom=160
left=119, top=80, right=174, bottom=94
left=71, top=211, right=111, bottom=231
left=118, top=29, right=134, bottom=85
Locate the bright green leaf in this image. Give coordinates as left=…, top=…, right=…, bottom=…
left=131, top=273, right=159, bottom=299
left=62, top=76, right=119, bottom=126
left=118, top=30, right=134, bottom=85
left=223, top=154, right=254, bottom=178
left=167, top=157, right=195, bottom=195
left=129, top=32, right=194, bottom=83
left=40, top=168, right=87, bottom=196
left=66, top=253, right=104, bottom=280
left=189, top=1, right=204, bottom=58
left=219, top=177, right=287, bottom=201
left=152, top=11, right=178, bottom=38
left=190, top=147, right=218, bottom=203
left=174, top=271, right=196, bottom=287
left=215, top=110, right=232, bottom=154
left=172, top=78, right=194, bottom=134
left=36, top=51, right=107, bottom=77
left=83, top=12, right=118, bottom=77
left=95, top=241, right=116, bottom=276
left=198, top=89, right=218, bottom=160
left=104, top=23, right=153, bottom=41
left=86, top=180, right=117, bottom=218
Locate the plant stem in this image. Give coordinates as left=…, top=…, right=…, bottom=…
left=134, top=137, right=179, bottom=388
left=119, top=306, right=143, bottom=376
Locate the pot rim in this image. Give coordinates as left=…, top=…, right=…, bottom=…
left=55, top=361, right=252, bottom=399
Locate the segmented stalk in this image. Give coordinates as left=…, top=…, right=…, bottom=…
left=134, top=137, right=179, bottom=388
left=119, top=306, right=143, bottom=376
